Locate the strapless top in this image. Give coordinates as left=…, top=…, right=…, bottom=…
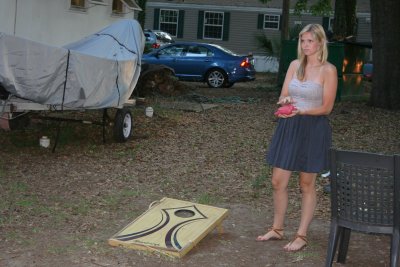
left=288, top=78, right=323, bottom=111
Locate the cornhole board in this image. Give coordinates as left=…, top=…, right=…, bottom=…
left=108, top=197, right=229, bottom=258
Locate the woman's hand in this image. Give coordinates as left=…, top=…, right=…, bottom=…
left=276, top=108, right=300, bottom=118
left=277, top=96, right=293, bottom=105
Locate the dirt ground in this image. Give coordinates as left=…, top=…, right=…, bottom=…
left=0, top=73, right=399, bottom=267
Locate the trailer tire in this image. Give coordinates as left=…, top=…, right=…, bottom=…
left=113, top=108, right=132, bottom=142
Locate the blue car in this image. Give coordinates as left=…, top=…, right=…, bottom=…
left=142, top=42, right=256, bottom=88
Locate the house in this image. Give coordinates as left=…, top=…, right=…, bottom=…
left=144, top=0, right=372, bottom=56
left=0, top=0, right=141, bottom=46
left=0, top=0, right=372, bottom=72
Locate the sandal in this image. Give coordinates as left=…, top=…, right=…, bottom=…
left=284, top=234, right=308, bottom=252
left=256, top=227, right=284, bottom=241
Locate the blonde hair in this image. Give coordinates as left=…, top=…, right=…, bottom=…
left=296, top=24, right=328, bottom=81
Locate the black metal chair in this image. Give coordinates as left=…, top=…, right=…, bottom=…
left=325, top=149, right=400, bottom=267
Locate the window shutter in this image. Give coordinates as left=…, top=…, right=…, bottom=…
left=322, top=17, right=329, bottom=32
left=279, top=15, right=283, bottom=30
left=257, top=14, right=264, bottom=29
left=153, top=8, right=160, bottom=30
left=177, top=10, right=185, bottom=38
left=222, top=12, right=230, bottom=41
left=197, top=11, right=204, bottom=39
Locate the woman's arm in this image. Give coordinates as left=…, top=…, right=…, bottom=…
left=277, top=60, right=298, bottom=104
left=299, top=63, right=338, bottom=116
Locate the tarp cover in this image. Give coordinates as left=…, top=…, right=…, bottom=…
left=0, top=19, right=144, bottom=109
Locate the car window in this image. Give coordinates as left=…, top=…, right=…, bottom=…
left=158, top=45, right=186, bottom=56
left=210, top=44, right=238, bottom=56
left=186, top=45, right=212, bottom=57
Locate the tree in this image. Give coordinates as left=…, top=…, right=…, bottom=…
left=369, top=0, right=400, bottom=109
left=332, top=0, right=357, bottom=41
left=136, top=0, right=147, bottom=29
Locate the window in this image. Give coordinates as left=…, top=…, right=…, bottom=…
left=186, top=45, right=211, bottom=57
left=89, top=0, right=108, bottom=5
left=328, top=17, right=334, bottom=31
left=112, top=0, right=124, bottom=13
left=71, top=0, right=85, bottom=8
left=158, top=44, right=186, bottom=57
left=154, top=9, right=185, bottom=38
left=263, top=14, right=280, bottom=30
left=159, top=9, right=178, bottom=37
left=203, top=11, right=224, bottom=40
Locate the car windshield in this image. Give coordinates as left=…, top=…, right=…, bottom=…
left=209, top=44, right=239, bottom=56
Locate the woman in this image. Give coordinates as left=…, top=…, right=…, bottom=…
left=256, top=24, right=337, bottom=252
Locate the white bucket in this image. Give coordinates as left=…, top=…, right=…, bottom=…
left=40, top=136, right=50, bottom=148
left=145, top=107, right=154, bottom=117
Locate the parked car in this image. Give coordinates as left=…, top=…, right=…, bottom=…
left=144, top=29, right=159, bottom=49
left=142, top=42, right=256, bottom=88
left=143, top=29, right=174, bottom=50
left=153, top=30, right=175, bottom=45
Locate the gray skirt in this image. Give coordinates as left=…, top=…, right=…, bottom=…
left=267, top=115, right=332, bottom=173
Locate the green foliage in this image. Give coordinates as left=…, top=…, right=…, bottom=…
left=289, top=24, right=303, bottom=40
left=293, top=0, right=332, bottom=16
left=309, top=0, right=332, bottom=16
left=254, top=34, right=273, bottom=55
left=144, top=43, right=154, bottom=54
left=294, top=0, right=308, bottom=16
left=136, top=0, right=147, bottom=28
left=254, top=34, right=281, bottom=58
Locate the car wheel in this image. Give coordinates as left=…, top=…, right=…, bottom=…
left=113, top=108, right=132, bottom=142
left=206, top=69, right=227, bottom=88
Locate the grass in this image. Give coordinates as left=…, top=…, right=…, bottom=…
left=112, top=145, right=140, bottom=159
left=251, top=165, right=270, bottom=189
left=196, top=193, right=222, bottom=205
left=0, top=180, right=32, bottom=225
left=47, top=244, right=75, bottom=255
left=251, top=165, right=272, bottom=198
left=290, top=250, right=320, bottom=262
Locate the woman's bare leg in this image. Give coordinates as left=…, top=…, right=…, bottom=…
left=256, top=167, right=291, bottom=241
left=284, top=172, right=317, bottom=251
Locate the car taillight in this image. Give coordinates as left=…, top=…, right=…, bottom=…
left=240, top=58, right=251, bottom=68
left=152, top=43, right=160, bottom=49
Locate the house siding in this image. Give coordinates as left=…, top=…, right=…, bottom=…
left=146, top=0, right=372, bottom=55
left=0, top=0, right=137, bottom=46
left=356, top=15, right=372, bottom=43
left=146, top=6, right=286, bottom=55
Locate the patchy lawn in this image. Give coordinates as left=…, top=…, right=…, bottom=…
left=0, top=73, right=399, bottom=266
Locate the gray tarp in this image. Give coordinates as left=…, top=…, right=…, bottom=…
left=0, top=19, right=144, bottom=109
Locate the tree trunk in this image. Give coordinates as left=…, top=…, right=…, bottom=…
left=369, top=0, right=400, bottom=109
left=345, top=0, right=357, bottom=38
left=333, top=0, right=357, bottom=41
left=136, top=0, right=147, bottom=29
left=281, top=0, right=290, bottom=41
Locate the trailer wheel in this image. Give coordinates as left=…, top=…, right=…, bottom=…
left=113, top=108, right=132, bottom=142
